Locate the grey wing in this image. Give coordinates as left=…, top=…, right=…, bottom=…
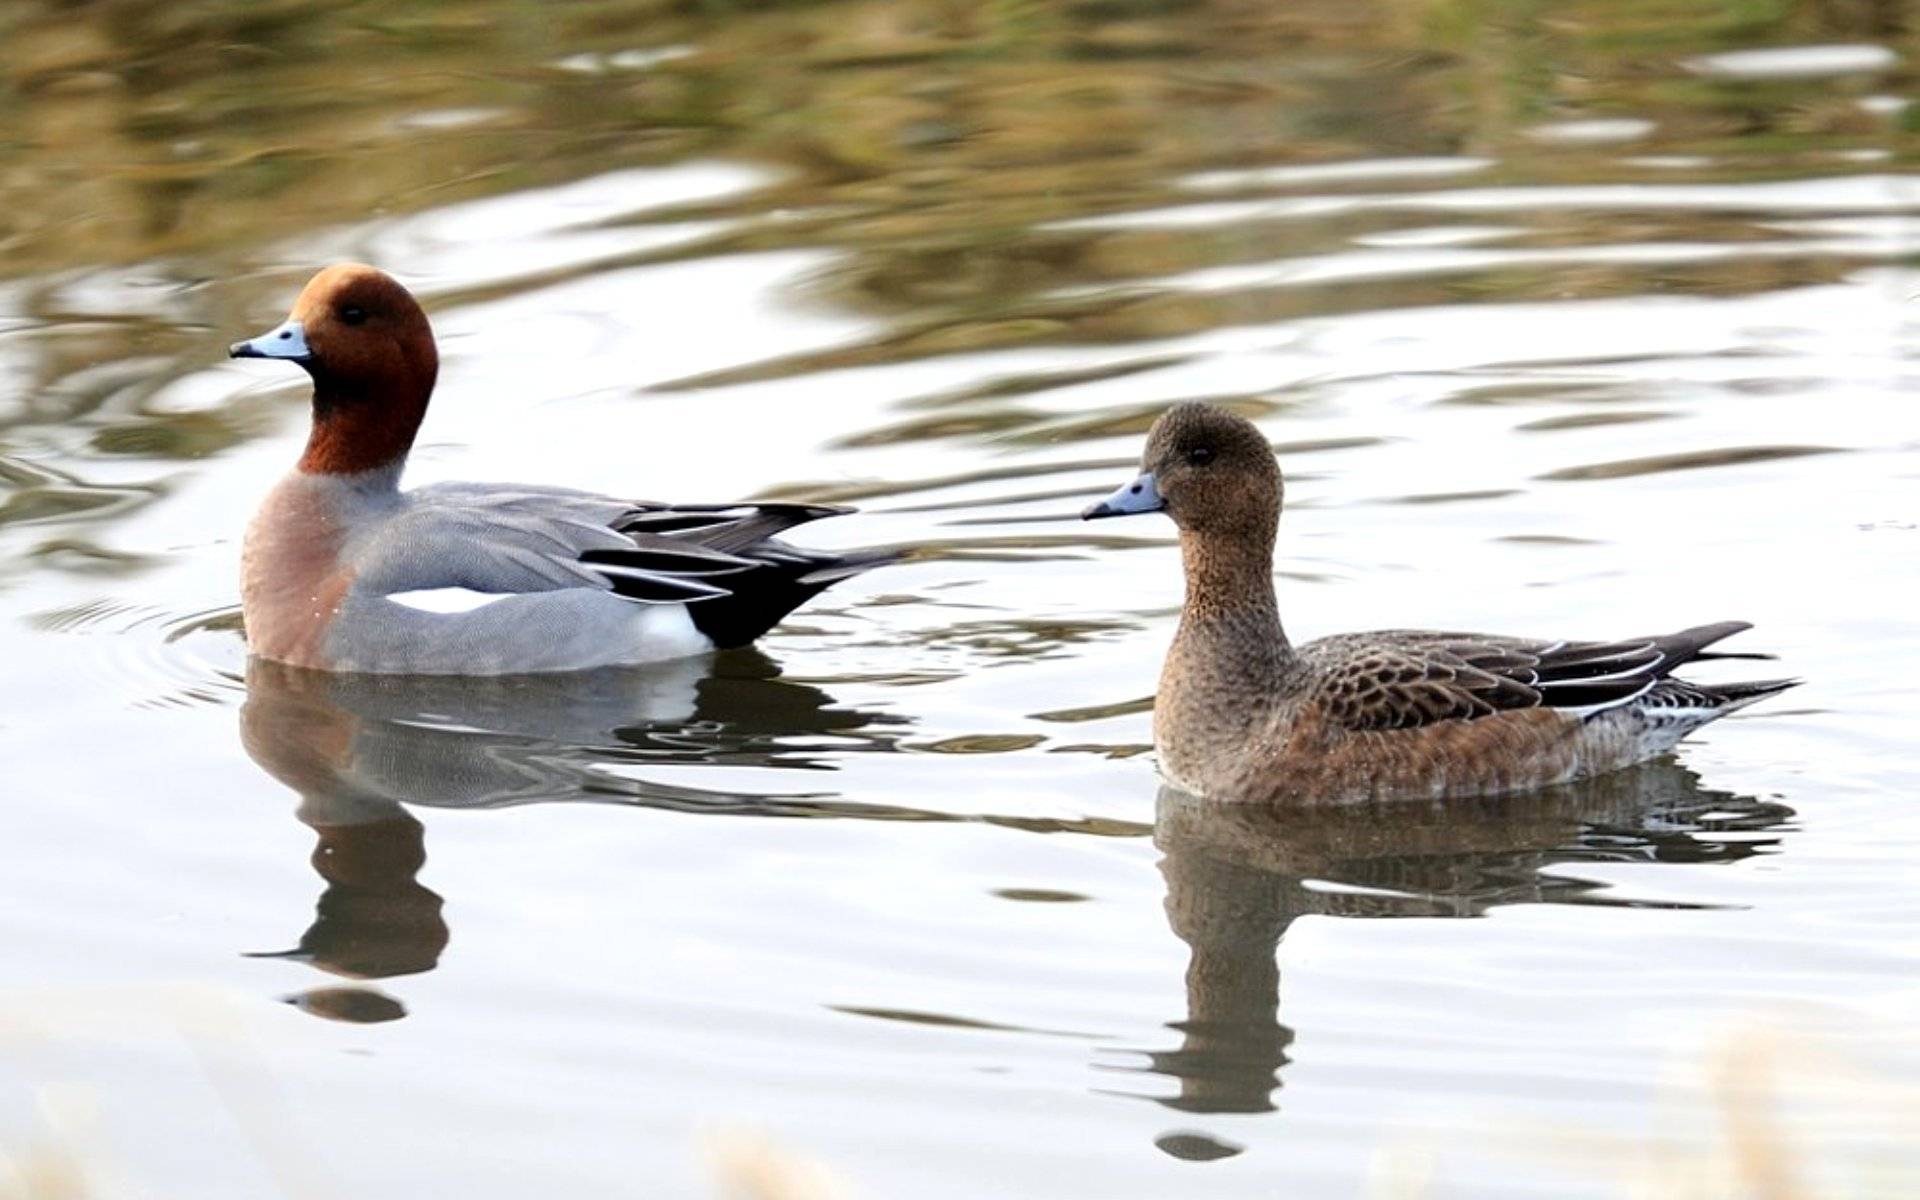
left=612, top=501, right=855, bottom=560
left=348, top=485, right=770, bottom=605
left=1303, top=622, right=1757, bottom=731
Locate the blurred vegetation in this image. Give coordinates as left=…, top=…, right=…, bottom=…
left=1, top=0, right=1913, bottom=280
left=0, top=0, right=1914, bottom=538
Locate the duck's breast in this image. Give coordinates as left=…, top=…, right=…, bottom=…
left=242, top=474, right=370, bottom=669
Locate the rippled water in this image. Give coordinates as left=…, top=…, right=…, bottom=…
left=2, top=2, right=1918, bottom=1196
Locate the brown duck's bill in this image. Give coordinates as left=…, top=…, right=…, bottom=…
left=230, top=319, right=312, bottom=362
left=1083, top=471, right=1164, bottom=519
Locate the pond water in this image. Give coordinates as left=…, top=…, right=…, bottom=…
left=2, top=2, right=1917, bottom=1196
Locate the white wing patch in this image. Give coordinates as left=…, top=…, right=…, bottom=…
left=386, top=587, right=521, bottom=614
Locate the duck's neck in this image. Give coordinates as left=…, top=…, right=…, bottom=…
left=1180, top=527, right=1291, bottom=652
left=296, top=376, right=427, bottom=478
left=1162, top=529, right=1296, bottom=735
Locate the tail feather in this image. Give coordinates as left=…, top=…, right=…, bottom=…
left=1646, top=620, right=1753, bottom=671
left=599, top=502, right=904, bottom=648
left=1639, top=675, right=1799, bottom=720
left=1643, top=623, right=1798, bottom=713
left=1650, top=625, right=1799, bottom=715
left=798, top=545, right=913, bottom=587
left=1569, top=621, right=1797, bottom=731
left=1706, top=677, right=1801, bottom=714
left=688, top=544, right=904, bottom=649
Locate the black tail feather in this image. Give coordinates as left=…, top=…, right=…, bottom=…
left=686, top=545, right=903, bottom=648
left=799, top=544, right=913, bottom=587
left=591, top=503, right=903, bottom=647
left=1709, top=677, right=1802, bottom=706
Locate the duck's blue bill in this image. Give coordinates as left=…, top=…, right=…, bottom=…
left=1083, top=471, right=1164, bottom=519
left=229, top=319, right=311, bottom=362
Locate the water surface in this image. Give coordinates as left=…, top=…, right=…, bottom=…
left=2, top=2, right=1917, bottom=1196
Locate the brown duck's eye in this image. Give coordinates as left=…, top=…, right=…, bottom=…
left=1186, top=445, right=1216, bottom=467
left=339, top=306, right=368, bottom=326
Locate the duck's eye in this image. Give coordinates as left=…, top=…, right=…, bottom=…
left=339, top=306, right=368, bottom=326
left=1186, top=445, right=1216, bottom=467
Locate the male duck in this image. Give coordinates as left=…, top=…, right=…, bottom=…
left=1084, top=402, right=1795, bottom=803
left=232, top=263, right=889, bottom=674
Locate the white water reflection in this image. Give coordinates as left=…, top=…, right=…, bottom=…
left=1181, top=157, right=1495, bottom=192
left=1057, top=236, right=1920, bottom=296
left=281, top=161, right=775, bottom=292
left=1522, top=119, right=1657, bottom=146
left=1055, top=174, right=1920, bottom=231
left=1685, top=43, right=1901, bottom=79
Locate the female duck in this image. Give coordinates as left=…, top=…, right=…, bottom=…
left=232, top=263, right=889, bottom=675
left=1084, top=402, right=1794, bottom=803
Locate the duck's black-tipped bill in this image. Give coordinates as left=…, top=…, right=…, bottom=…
left=230, top=318, right=312, bottom=362
left=1083, top=471, right=1164, bottom=520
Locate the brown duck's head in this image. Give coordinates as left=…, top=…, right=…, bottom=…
left=1083, top=402, right=1281, bottom=540
left=230, top=263, right=439, bottom=475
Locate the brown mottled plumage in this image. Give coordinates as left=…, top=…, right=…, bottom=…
left=1084, top=402, right=1796, bottom=804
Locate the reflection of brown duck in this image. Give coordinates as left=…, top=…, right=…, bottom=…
left=1141, top=763, right=1793, bottom=1117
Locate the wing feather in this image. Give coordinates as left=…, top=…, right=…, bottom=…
left=345, top=488, right=887, bottom=639
left=1307, top=622, right=1756, bottom=732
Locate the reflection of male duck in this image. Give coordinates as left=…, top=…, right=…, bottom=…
left=1137, top=764, right=1794, bottom=1120
left=251, top=809, right=444, bottom=983
left=242, top=649, right=901, bottom=814
left=240, top=651, right=905, bottom=1015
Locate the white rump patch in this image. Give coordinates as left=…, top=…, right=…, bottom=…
left=386, top=588, right=518, bottom=614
